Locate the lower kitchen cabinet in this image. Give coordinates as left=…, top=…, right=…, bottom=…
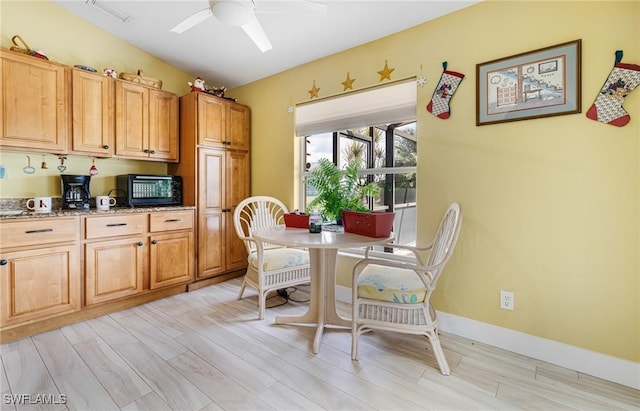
left=149, top=210, right=194, bottom=289
left=0, top=217, right=81, bottom=328
left=83, top=209, right=194, bottom=305
left=84, top=213, right=147, bottom=305
left=0, top=209, right=194, bottom=340
left=84, top=236, right=145, bottom=305
left=0, top=245, right=80, bottom=327
left=150, top=231, right=193, bottom=289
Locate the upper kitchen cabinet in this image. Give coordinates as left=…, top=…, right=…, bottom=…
left=1, top=50, right=178, bottom=162
left=148, top=88, right=179, bottom=161
left=0, top=50, right=69, bottom=153
left=227, top=102, right=250, bottom=150
left=181, top=91, right=250, bottom=151
left=69, top=67, right=114, bottom=157
left=115, top=80, right=179, bottom=162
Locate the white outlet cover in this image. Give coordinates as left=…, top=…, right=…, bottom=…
left=500, top=290, right=514, bottom=310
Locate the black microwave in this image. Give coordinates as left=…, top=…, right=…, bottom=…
left=116, top=174, right=182, bottom=207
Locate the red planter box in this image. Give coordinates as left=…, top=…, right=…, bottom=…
left=283, top=213, right=309, bottom=228
left=342, top=210, right=394, bottom=238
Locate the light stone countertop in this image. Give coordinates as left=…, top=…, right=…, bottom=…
left=0, top=205, right=196, bottom=220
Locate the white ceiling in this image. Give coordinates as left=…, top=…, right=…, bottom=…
left=51, top=0, right=481, bottom=89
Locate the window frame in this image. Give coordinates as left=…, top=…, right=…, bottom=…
left=299, top=121, right=417, bottom=259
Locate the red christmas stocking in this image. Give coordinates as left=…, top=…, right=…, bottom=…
left=427, top=61, right=465, bottom=119
left=586, top=51, right=640, bottom=127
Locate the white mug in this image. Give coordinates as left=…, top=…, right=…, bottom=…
left=96, top=196, right=116, bottom=210
left=26, top=197, right=52, bottom=212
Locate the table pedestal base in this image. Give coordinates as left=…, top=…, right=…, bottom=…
left=275, top=248, right=351, bottom=353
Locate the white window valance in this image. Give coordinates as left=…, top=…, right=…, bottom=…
left=295, top=78, right=416, bottom=136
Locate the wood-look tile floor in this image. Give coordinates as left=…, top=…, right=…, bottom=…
left=1, top=278, right=638, bottom=410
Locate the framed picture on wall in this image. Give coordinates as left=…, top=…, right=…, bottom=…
left=476, top=39, right=582, bottom=126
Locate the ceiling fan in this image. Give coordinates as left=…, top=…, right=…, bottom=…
left=170, top=0, right=327, bottom=53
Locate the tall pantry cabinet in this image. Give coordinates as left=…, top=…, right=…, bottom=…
left=169, top=91, right=250, bottom=282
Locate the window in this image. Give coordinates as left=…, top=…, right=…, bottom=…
left=295, top=79, right=417, bottom=255
left=301, top=122, right=417, bottom=252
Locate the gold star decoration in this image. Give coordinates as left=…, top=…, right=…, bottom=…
left=308, top=80, right=320, bottom=99
left=287, top=97, right=294, bottom=114
left=378, top=59, right=395, bottom=82
left=341, top=72, right=356, bottom=91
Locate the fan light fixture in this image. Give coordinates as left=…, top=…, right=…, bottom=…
left=211, top=1, right=254, bottom=27
left=170, top=0, right=326, bottom=53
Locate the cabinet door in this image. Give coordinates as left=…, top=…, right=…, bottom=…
left=148, top=89, right=179, bottom=162
left=227, top=102, right=250, bottom=151
left=197, top=211, right=224, bottom=279
left=70, top=68, right=114, bottom=156
left=0, top=245, right=80, bottom=327
left=115, top=80, right=148, bottom=159
left=197, top=148, right=225, bottom=278
left=197, top=94, right=225, bottom=147
left=85, top=237, right=145, bottom=305
left=0, top=50, right=68, bottom=153
left=150, top=231, right=193, bottom=289
left=226, top=150, right=250, bottom=271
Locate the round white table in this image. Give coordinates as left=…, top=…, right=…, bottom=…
left=251, top=225, right=393, bottom=353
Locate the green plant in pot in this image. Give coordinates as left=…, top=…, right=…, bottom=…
left=305, top=158, right=380, bottom=223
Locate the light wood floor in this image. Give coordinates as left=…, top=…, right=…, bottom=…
left=1, top=278, right=638, bottom=411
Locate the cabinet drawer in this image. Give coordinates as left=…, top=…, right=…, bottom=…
left=85, top=214, right=147, bottom=239
left=150, top=210, right=194, bottom=232
left=0, top=217, right=78, bottom=248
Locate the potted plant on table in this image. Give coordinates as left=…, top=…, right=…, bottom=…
left=305, top=158, right=380, bottom=225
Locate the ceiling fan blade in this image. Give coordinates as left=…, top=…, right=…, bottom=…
left=170, top=7, right=213, bottom=33
left=255, top=0, right=327, bottom=18
left=241, top=17, right=272, bottom=52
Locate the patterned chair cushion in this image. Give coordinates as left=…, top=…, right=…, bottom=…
left=248, top=248, right=310, bottom=271
left=357, top=264, right=427, bottom=304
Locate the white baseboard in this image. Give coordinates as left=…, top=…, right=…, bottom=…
left=335, top=285, right=640, bottom=390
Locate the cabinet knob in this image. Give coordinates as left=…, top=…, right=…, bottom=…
left=151, top=240, right=157, bottom=245
left=0, top=259, right=7, bottom=266
left=149, top=149, right=156, bottom=154
left=103, top=144, right=110, bottom=150
left=137, top=242, right=144, bottom=246
left=222, top=208, right=231, bottom=212
left=143, top=149, right=149, bottom=154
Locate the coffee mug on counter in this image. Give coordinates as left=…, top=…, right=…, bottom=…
left=96, top=196, right=117, bottom=211
left=26, top=197, right=52, bottom=212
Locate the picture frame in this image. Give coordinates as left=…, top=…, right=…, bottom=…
left=476, top=39, right=581, bottom=126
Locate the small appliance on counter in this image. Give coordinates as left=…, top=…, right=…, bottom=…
left=61, top=175, right=91, bottom=210
left=116, top=174, right=182, bottom=207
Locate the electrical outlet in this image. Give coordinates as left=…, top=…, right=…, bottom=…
left=500, top=290, right=514, bottom=310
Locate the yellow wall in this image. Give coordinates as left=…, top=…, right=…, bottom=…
left=230, top=1, right=640, bottom=362
left=0, top=0, right=194, bottom=198
left=1, top=0, right=638, bottom=364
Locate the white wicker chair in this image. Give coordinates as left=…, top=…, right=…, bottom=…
left=233, top=196, right=311, bottom=319
left=351, top=202, right=462, bottom=375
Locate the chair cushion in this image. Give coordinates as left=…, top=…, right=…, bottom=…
left=248, top=248, right=309, bottom=271
left=357, top=264, right=427, bottom=304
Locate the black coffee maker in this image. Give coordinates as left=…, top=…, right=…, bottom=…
left=61, top=175, right=91, bottom=210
